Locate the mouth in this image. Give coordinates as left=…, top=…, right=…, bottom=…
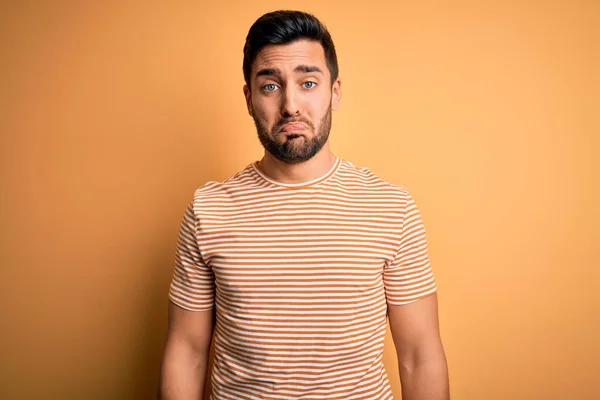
left=280, top=122, right=307, bottom=133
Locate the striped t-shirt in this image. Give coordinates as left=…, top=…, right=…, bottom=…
left=168, top=156, right=437, bottom=400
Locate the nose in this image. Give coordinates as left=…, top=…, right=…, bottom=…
left=281, top=86, right=300, bottom=117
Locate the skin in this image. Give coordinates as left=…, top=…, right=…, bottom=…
left=159, top=38, right=449, bottom=400
left=389, top=293, right=450, bottom=400
left=159, top=304, right=214, bottom=399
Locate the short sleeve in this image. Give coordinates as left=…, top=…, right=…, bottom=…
left=168, top=198, right=215, bottom=311
left=383, top=188, right=437, bottom=306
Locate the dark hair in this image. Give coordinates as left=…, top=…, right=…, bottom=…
left=242, top=10, right=339, bottom=87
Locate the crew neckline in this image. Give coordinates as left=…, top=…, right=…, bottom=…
left=252, top=156, right=341, bottom=189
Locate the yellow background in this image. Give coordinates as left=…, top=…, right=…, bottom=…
left=1, top=1, right=598, bottom=399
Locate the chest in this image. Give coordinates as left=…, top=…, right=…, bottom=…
left=196, top=197, right=402, bottom=288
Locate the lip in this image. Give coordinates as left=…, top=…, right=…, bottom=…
left=280, top=123, right=307, bottom=133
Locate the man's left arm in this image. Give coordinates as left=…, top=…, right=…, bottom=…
left=388, top=293, right=450, bottom=400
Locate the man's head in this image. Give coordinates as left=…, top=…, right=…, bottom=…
left=242, top=10, right=342, bottom=164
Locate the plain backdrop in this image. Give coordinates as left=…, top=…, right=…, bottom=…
left=1, top=1, right=598, bottom=399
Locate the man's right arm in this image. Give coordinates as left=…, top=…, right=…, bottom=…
left=159, top=301, right=215, bottom=400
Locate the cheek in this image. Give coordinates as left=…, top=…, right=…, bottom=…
left=255, top=109, right=276, bottom=129
left=307, top=101, right=328, bottom=123
left=252, top=97, right=277, bottom=124
left=305, top=91, right=330, bottom=115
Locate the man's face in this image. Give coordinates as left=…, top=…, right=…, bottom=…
left=244, top=39, right=342, bottom=164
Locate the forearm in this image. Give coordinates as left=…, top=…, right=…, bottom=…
left=159, top=345, right=210, bottom=400
left=399, top=355, right=449, bottom=400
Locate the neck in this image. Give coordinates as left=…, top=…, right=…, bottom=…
left=257, top=145, right=337, bottom=185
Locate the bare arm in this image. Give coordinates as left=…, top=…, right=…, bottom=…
left=159, top=301, right=215, bottom=400
left=388, top=293, right=449, bottom=400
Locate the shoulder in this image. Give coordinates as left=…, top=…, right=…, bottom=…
left=190, top=162, right=257, bottom=205
left=337, top=158, right=413, bottom=201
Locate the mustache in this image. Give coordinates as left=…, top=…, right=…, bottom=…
left=274, top=117, right=315, bottom=133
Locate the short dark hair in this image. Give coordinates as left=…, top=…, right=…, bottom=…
left=242, top=10, right=339, bottom=87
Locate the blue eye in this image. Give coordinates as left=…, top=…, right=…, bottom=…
left=303, top=81, right=316, bottom=89
left=263, top=84, right=278, bottom=92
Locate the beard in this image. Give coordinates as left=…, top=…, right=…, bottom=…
left=252, top=106, right=332, bottom=165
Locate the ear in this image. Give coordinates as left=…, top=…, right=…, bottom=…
left=243, top=84, right=253, bottom=117
left=331, top=78, right=342, bottom=111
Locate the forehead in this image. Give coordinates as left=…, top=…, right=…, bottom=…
left=252, top=40, right=328, bottom=77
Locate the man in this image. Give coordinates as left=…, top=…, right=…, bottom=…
left=160, top=10, right=449, bottom=400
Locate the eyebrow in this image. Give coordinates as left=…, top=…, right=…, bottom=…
left=255, top=65, right=324, bottom=78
